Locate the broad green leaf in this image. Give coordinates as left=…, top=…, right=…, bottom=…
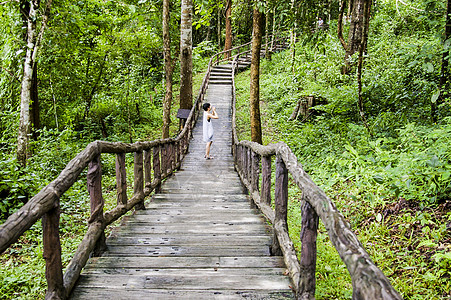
left=431, top=90, right=440, bottom=103
left=373, top=174, right=384, bottom=184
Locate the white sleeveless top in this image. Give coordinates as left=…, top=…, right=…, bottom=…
left=203, top=112, right=214, bottom=142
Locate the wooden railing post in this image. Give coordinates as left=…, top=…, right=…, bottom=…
left=134, top=150, right=145, bottom=211
left=115, top=153, right=127, bottom=206
left=160, top=144, right=167, bottom=177
left=175, top=141, right=181, bottom=169
left=298, top=199, right=319, bottom=299
left=271, top=154, right=288, bottom=256
left=144, top=149, right=152, bottom=189
left=87, top=154, right=106, bottom=257
left=251, top=151, right=260, bottom=193
left=42, top=203, right=64, bottom=299
left=247, top=147, right=252, bottom=182
left=261, top=155, right=272, bottom=205
left=153, top=146, right=161, bottom=193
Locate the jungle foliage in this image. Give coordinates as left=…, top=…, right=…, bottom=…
left=234, top=0, right=451, bottom=298
left=1, top=0, right=450, bottom=298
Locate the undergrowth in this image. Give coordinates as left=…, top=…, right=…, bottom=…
left=235, top=34, right=450, bottom=298
left=0, top=68, right=207, bottom=299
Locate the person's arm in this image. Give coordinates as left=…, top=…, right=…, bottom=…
left=208, top=107, right=219, bottom=119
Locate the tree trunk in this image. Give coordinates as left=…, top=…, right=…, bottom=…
left=435, top=0, right=451, bottom=122
left=357, top=0, right=372, bottom=134
left=250, top=8, right=263, bottom=145
left=17, top=0, right=53, bottom=167
left=162, top=0, right=173, bottom=139
left=180, top=0, right=193, bottom=113
left=342, top=0, right=367, bottom=74
left=223, top=0, right=232, bottom=59
left=217, top=6, right=221, bottom=49
left=30, top=60, right=40, bottom=141
left=290, top=0, right=297, bottom=73
left=265, top=0, right=272, bottom=60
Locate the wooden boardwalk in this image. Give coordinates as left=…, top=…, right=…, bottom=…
left=70, top=64, right=294, bottom=299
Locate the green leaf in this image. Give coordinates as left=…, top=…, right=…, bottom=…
left=373, top=174, right=384, bottom=184
left=426, top=155, right=441, bottom=168
left=431, top=90, right=440, bottom=103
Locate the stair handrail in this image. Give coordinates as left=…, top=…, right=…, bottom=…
left=208, top=33, right=289, bottom=69
left=0, top=59, right=211, bottom=299
left=229, top=49, right=402, bottom=299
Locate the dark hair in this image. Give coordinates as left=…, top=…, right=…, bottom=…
left=202, top=103, right=210, bottom=111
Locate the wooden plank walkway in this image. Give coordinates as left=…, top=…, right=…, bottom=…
left=70, top=64, right=295, bottom=299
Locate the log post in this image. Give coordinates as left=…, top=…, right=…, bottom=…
left=298, top=199, right=319, bottom=299
left=243, top=146, right=247, bottom=179
left=153, top=146, right=161, bottom=193
left=176, top=141, right=181, bottom=169
left=166, top=142, right=172, bottom=174
left=251, top=151, right=260, bottom=193
left=134, top=150, right=145, bottom=211
left=160, top=144, right=167, bottom=177
left=144, top=149, right=152, bottom=189
left=87, top=154, right=106, bottom=257
left=247, top=147, right=252, bottom=182
left=42, top=203, right=64, bottom=299
left=271, top=154, right=288, bottom=256
left=115, top=153, right=127, bottom=206
left=261, top=155, right=272, bottom=205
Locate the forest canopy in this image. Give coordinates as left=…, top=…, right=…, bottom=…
left=0, top=0, right=450, bottom=298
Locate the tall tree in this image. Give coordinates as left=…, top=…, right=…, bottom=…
left=356, top=0, right=372, bottom=133
left=162, top=0, right=173, bottom=138
left=249, top=5, right=263, bottom=144
left=17, top=0, right=52, bottom=167
left=338, top=0, right=369, bottom=74
left=180, top=0, right=193, bottom=114
left=223, top=0, right=232, bottom=59
left=434, top=0, right=451, bottom=122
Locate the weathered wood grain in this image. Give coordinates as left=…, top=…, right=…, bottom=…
left=152, top=146, right=161, bottom=194
left=261, top=155, right=272, bottom=205
left=143, top=149, right=152, bottom=189
left=133, top=151, right=145, bottom=211
left=115, top=153, right=127, bottom=205
left=298, top=200, right=319, bottom=300
left=42, top=204, right=64, bottom=299
left=87, top=155, right=107, bottom=257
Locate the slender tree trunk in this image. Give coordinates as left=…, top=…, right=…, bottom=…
left=180, top=0, right=193, bottom=115
left=223, top=0, right=232, bottom=59
left=162, top=0, right=173, bottom=138
left=357, top=0, right=372, bottom=134
left=17, top=0, right=52, bottom=167
left=271, top=5, right=276, bottom=51
left=250, top=8, right=263, bottom=145
left=290, top=0, right=297, bottom=73
left=435, top=0, right=451, bottom=122
left=265, top=0, right=271, bottom=60
left=217, top=6, right=221, bottom=50
left=30, top=59, right=40, bottom=141
left=340, top=0, right=366, bottom=74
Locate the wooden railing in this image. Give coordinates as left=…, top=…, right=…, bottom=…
left=229, top=54, right=403, bottom=299
left=0, top=58, right=212, bottom=299
left=209, top=33, right=288, bottom=67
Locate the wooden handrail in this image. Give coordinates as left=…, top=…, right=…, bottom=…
left=229, top=44, right=402, bottom=299
left=0, top=56, right=212, bottom=298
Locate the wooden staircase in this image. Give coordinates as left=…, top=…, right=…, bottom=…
left=69, top=64, right=294, bottom=299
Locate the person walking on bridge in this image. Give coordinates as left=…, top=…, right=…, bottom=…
left=202, top=102, right=219, bottom=159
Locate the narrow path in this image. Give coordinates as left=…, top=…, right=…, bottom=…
left=70, top=64, right=294, bottom=299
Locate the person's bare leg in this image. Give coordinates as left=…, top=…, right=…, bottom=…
left=205, top=141, right=213, bottom=158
